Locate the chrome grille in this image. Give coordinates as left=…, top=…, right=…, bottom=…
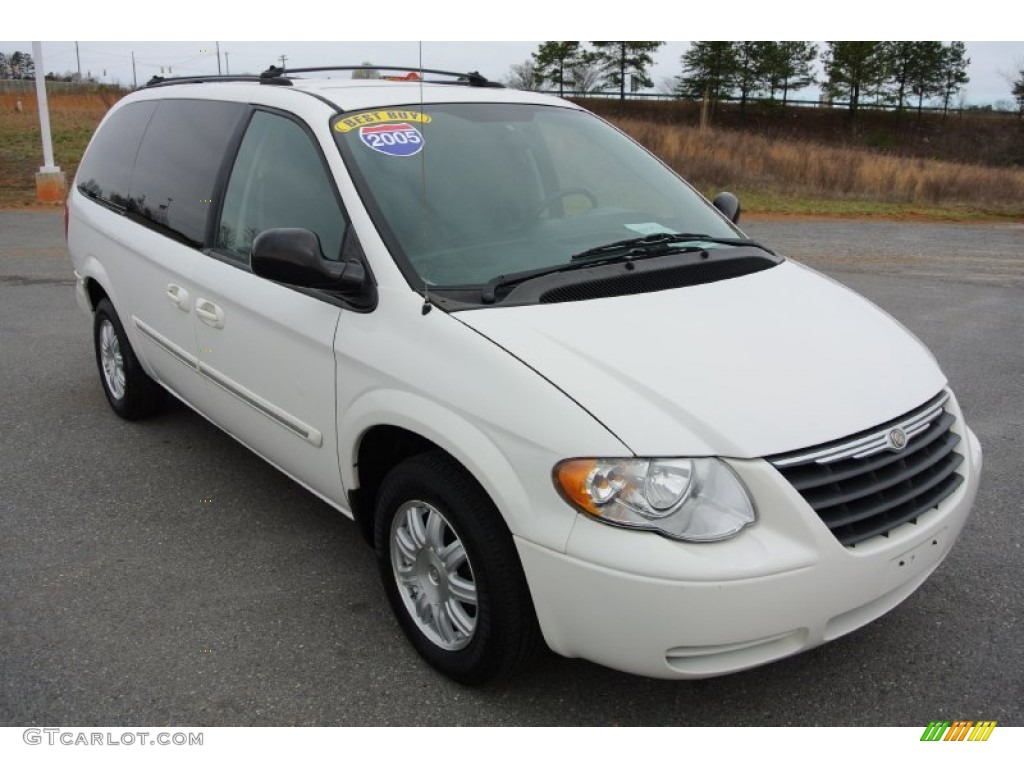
left=769, top=391, right=964, bottom=547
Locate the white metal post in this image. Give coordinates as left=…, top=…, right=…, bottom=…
left=32, top=41, right=66, bottom=203
left=32, top=41, right=58, bottom=172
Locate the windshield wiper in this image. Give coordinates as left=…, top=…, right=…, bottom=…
left=570, top=232, right=774, bottom=261
left=479, top=234, right=776, bottom=305
left=480, top=244, right=706, bottom=304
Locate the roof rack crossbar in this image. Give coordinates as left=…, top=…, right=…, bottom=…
left=143, top=74, right=292, bottom=88
left=142, top=65, right=503, bottom=91
left=257, top=65, right=504, bottom=88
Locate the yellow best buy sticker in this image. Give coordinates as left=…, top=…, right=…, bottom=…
left=334, top=110, right=432, bottom=133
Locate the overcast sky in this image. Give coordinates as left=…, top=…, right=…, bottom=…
left=5, top=2, right=1023, bottom=105
left=2, top=40, right=1021, bottom=107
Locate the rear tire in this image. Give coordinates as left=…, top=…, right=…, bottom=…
left=374, top=450, right=542, bottom=685
left=93, top=298, right=164, bottom=420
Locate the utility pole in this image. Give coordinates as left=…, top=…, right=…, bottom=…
left=279, top=54, right=287, bottom=70
left=131, top=51, right=137, bottom=89
left=224, top=52, right=230, bottom=75
left=75, top=41, right=81, bottom=81
left=216, top=41, right=222, bottom=75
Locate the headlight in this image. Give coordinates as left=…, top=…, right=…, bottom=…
left=554, top=458, right=755, bottom=542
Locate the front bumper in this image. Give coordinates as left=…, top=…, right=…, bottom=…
left=516, top=424, right=981, bottom=680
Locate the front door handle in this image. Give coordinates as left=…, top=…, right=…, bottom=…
left=195, top=298, right=225, bottom=329
left=166, top=283, right=190, bottom=312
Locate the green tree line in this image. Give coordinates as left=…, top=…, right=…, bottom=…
left=515, top=41, right=985, bottom=117
left=0, top=50, right=101, bottom=83
left=509, top=42, right=666, bottom=101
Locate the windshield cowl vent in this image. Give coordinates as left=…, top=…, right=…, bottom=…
left=537, top=256, right=777, bottom=304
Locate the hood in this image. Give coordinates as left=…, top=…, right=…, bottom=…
left=457, top=261, right=947, bottom=458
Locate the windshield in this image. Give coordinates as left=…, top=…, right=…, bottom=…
left=333, top=103, right=740, bottom=291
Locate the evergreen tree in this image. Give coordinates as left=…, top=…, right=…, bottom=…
left=884, top=41, right=944, bottom=115
left=1013, top=70, right=1024, bottom=116
left=677, top=41, right=739, bottom=104
left=907, top=41, right=945, bottom=115
left=761, top=41, right=818, bottom=105
left=5, top=50, right=36, bottom=79
left=939, top=42, right=970, bottom=115
left=884, top=41, right=918, bottom=111
left=823, top=42, right=889, bottom=118
left=351, top=62, right=380, bottom=80
left=591, top=41, right=663, bottom=101
left=734, top=41, right=770, bottom=115
left=532, top=42, right=582, bottom=97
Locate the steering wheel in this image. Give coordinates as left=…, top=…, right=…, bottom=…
left=533, top=187, right=599, bottom=218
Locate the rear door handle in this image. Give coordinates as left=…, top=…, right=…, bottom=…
left=195, top=299, right=225, bottom=329
left=166, top=283, right=190, bottom=312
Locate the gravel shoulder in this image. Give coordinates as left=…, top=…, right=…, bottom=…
left=744, top=218, right=1024, bottom=286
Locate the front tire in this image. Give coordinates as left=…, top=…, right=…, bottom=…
left=93, top=298, right=164, bottom=420
left=374, top=451, right=542, bottom=685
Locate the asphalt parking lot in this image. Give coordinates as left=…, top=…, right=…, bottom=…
left=1, top=210, right=1021, bottom=725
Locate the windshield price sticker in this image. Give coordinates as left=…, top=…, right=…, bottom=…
left=334, top=110, right=432, bottom=133
left=358, top=123, right=425, bottom=157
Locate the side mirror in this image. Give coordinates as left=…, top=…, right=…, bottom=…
left=712, top=192, right=742, bottom=224
left=251, top=228, right=366, bottom=293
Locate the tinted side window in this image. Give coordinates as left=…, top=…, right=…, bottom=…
left=216, top=111, right=346, bottom=260
left=128, top=99, right=246, bottom=246
left=76, top=101, right=156, bottom=207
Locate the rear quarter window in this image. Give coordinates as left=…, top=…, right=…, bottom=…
left=76, top=101, right=157, bottom=207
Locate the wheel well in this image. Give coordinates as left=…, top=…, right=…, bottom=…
left=85, top=278, right=109, bottom=311
left=351, top=426, right=439, bottom=545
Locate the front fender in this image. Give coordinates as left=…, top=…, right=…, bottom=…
left=340, top=388, right=579, bottom=552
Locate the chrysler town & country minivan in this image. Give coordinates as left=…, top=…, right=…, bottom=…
left=67, top=66, right=982, bottom=684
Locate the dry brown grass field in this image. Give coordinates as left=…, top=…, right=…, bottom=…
left=2, top=90, right=1023, bottom=219
left=0, top=91, right=120, bottom=206
left=612, top=116, right=1024, bottom=217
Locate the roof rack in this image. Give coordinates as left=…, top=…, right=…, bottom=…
left=259, top=65, right=504, bottom=88
left=142, top=65, right=503, bottom=90
left=143, top=73, right=290, bottom=88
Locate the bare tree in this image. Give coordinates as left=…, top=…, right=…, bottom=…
left=505, top=60, right=540, bottom=91
left=568, top=50, right=602, bottom=95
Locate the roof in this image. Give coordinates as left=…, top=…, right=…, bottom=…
left=134, top=68, right=577, bottom=115
left=290, top=79, right=575, bottom=112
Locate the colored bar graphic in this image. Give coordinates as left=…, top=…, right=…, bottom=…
left=921, top=721, right=950, bottom=741
left=968, top=722, right=997, bottom=741
left=944, top=721, right=972, bottom=741
left=920, top=720, right=996, bottom=741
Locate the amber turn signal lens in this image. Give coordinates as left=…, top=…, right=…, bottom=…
left=554, top=459, right=598, bottom=515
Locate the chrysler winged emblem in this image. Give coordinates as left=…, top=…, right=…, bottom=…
left=887, top=428, right=908, bottom=451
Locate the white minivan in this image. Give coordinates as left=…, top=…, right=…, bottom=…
left=68, top=65, right=982, bottom=684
